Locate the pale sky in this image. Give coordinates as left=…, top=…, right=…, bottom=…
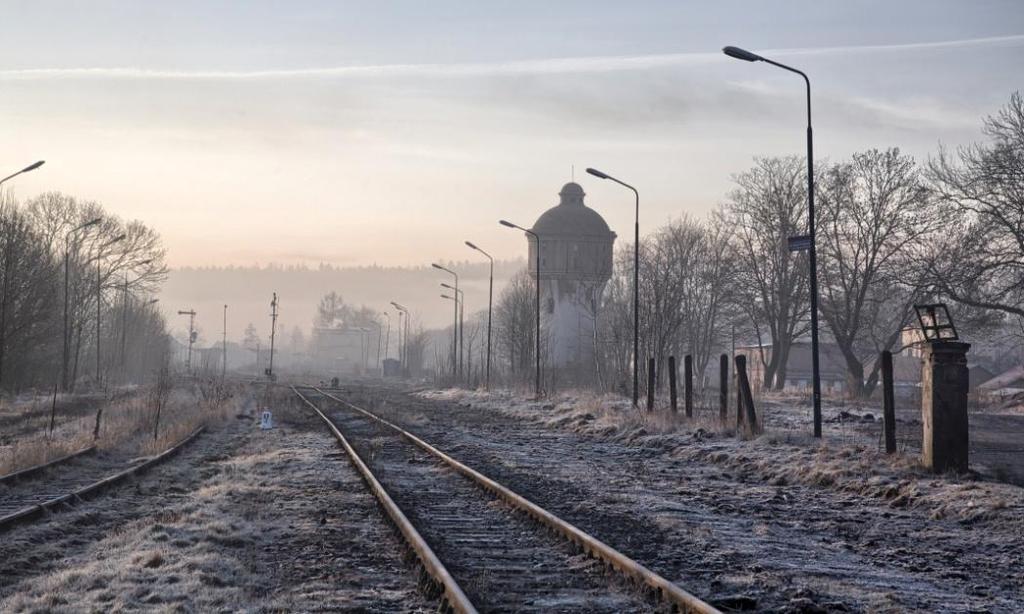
left=2, top=1, right=1022, bottom=269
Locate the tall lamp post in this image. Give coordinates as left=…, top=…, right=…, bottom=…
left=120, top=258, right=153, bottom=374
left=64, top=223, right=101, bottom=391
left=95, top=233, right=126, bottom=387
left=441, top=293, right=460, bottom=379
left=391, top=301, right=409, bottom=375
left=586, top=167, right=640, bottom=408
left=432, top=263, right=459, bottom=381
left=723, top=45, right=822, bottom=437
left=441, top=282, right=463, bottom=381
left=500, top=219, right=541, bottom=398
left=383, top=311, right=391, bottom=365
left=465, top=241, right=493, bottom=390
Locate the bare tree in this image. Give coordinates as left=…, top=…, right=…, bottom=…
left=817, top=148, right=936, bottom=397
left=925, top=91, right=1024, bottom=318
left=720, top=156, right=810, bottom=390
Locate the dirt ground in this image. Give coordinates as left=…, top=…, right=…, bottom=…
left=0, top=390, right=431, bottom=613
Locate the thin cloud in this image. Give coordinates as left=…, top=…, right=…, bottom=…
left=0, top=34, right=1020, bottom=81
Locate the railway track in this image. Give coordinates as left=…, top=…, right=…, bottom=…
left=0, top=428, right=203, bottom=531
left=294, top=385, right=718, bottom=614
left=0, top=444, right=96, bottom=485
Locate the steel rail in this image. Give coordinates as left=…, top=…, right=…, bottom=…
left=0, top=427, right=204, bottom=532
left=291, top=386, right=477, bottom=614
left=310, top=386, right=720, bottom=614
left=0, top=444, right=97, bottom=485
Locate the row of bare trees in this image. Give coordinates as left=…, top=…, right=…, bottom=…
left=0, top=191, right=169, bottom=393
left=486, top=91, right=1023, bottom=399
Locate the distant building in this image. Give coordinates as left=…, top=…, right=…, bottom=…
left=526, top=182, right=616, bottom=375
left=736, top=341, right=921, bottom=396
left=977, top=365, right=1024, bottom=398
left=310, top=326, right=374, bottom=374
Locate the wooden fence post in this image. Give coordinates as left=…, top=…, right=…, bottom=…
left=684, top=354, right=693, bottom=418
left=719, top=353, right=728, bottom=422
left=735, top=354, right=759, bottom=435
left=646, top=357, right=656, bottom=411
left=881, top=350, right=897, bottom=454
left=668, top=356, right=678, bottom=413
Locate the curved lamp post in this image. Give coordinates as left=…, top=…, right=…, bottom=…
left=94, top=233, right=126, bottom=387
left=432, top=263, right=459, bottom=381
left=586, top=167, right=640, bottom=408
left=441, top=282, right=464, bottom=382
left=391, top=301, right=410, bottom=375
left=465, top=241, right=493, bottom=390
left=500, top=219, right=541, bottom=398
left=723, top=44, right=822, bottom=438
left=0, top=160, right=44, bottom=187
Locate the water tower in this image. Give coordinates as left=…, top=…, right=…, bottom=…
left=527, top=182, right=616, bottom=373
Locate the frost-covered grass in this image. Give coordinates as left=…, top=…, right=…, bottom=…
left=419, top=387, right=1024, bottom=527
left=0, top=381, right=245, bottom=476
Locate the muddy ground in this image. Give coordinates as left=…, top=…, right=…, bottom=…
left=0, top=392, right=430, bottom=613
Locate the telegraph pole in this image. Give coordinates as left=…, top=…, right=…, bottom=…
left=267, top=293, right=278, bottom=380
left=178, top=309, right=197, bottom=375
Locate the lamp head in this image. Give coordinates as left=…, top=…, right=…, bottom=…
left=499, top=220, right=516, bottom=229
left=465, top=240, right=477, bottom=250
left=585, top=167, right=609, bottom=180
left=723, top=46, right=762, bottom=62
left=23, top=160, right=45, bottom=173
left=84, top=217, right=102, bottom=228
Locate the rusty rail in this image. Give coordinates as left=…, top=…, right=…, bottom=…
left=292, top=386, right=477, bottom=614
left=0, top=427, right=204, bottom=532
left=0, top=444, right=97, bottom=485
left=311, top=386, right=719, bottom=614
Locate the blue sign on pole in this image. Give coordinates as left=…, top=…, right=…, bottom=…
left=788, top=235, right=812, bottom=252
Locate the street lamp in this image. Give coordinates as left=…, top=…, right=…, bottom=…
left=441, top=282, right=464, bottom=381
left=500, top=219, right=541, bottom=398
left=391, top=301, right=410, bottom=375
left=723, top=44, right=823, bottom=437
left=0, top=160, right=45, bottom=187
left=62, top=217, right=99, bottom=391
left=383, top=311, right=391, bottom=366
left=465, top=241, right=493, bottom=390
left=432, top=263, right=460, bottom=382
left=94, top=233, right=126, bottom=387
left=120, top=258, right=154, bottom=375
left=586, top=167, right=640, bottom=408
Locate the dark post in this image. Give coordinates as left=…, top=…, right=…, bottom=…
left=646, top=357, right=655, bottom=411
left=49, top=383, right=58, bottom=436
left=921, top=341, right=971, bottom=472
left=719, top=353, right=729, bottom=421
left=735, top=354, right=759, bottom=434
left=668, top=356, right=678, bottom=413
left=881, top=350, right=896, bottom=454
left=684, top=354, right=693, bottom=418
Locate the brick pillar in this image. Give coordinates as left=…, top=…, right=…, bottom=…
left=921, top=341, right=970, bottom=473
